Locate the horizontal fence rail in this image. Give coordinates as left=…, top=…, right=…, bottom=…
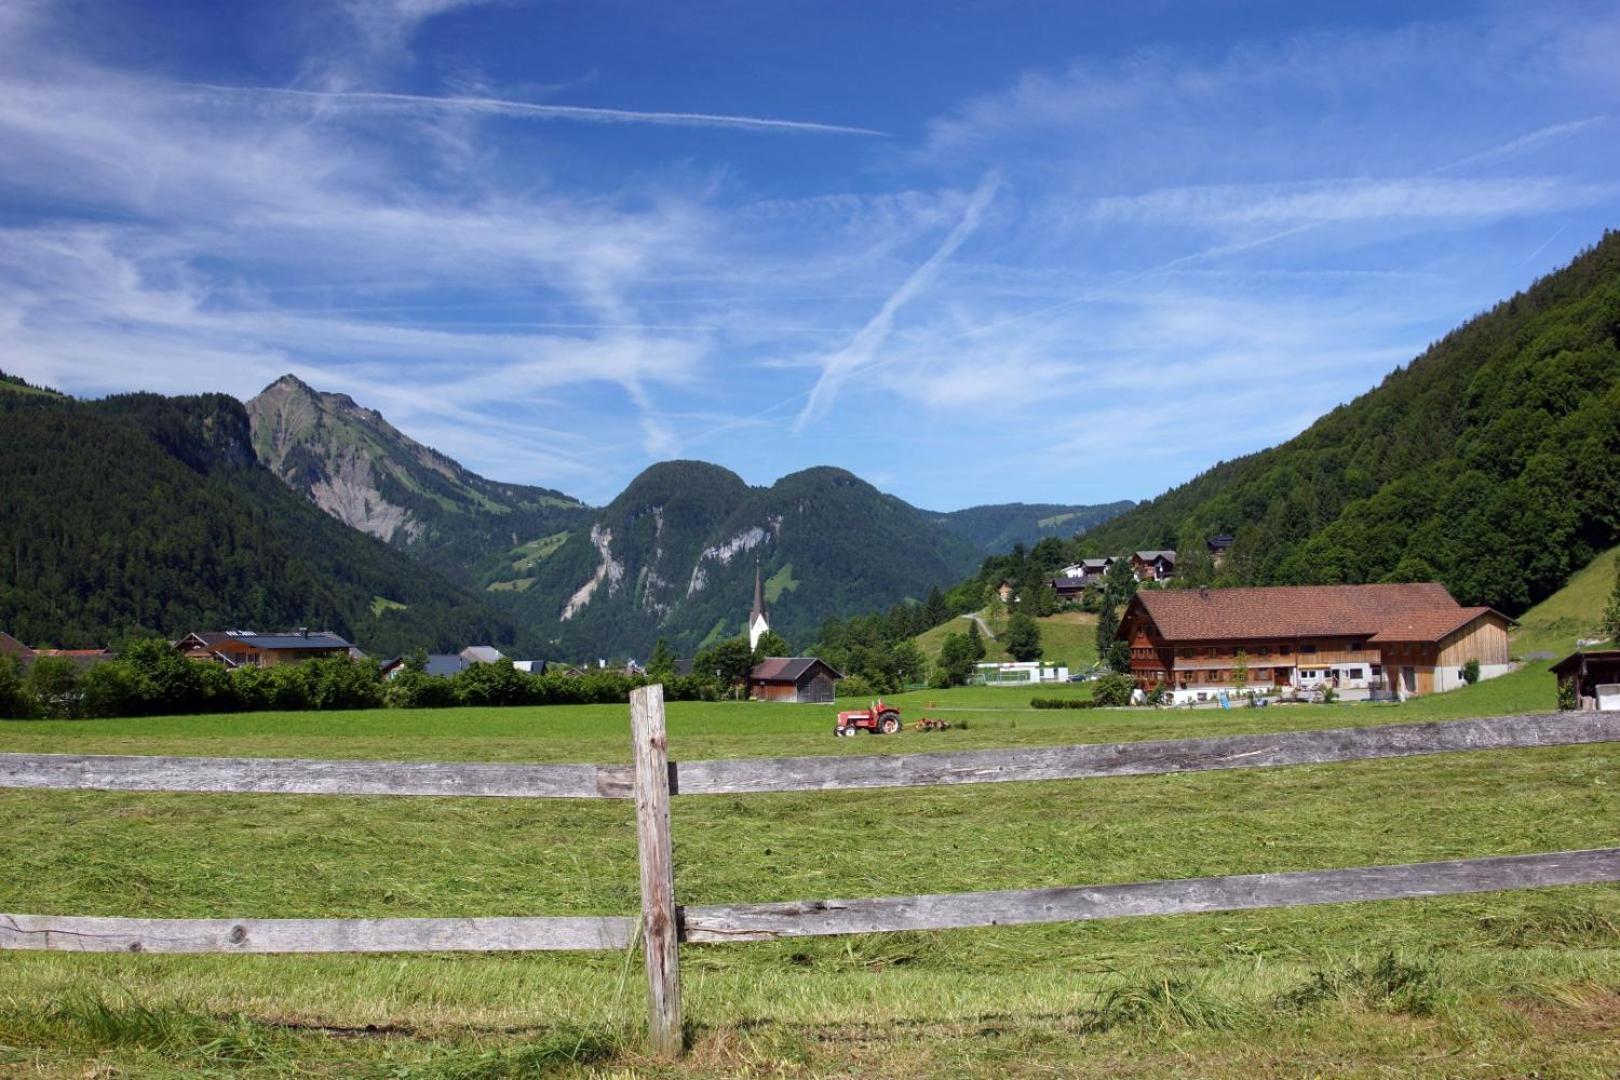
left=669, top=712, right=1620, bottom=795
left=681, top=848, right=1620, bottom=941
left=5, top=848, right=1617, bottom=954
left=4, top=713, right=1614, bottom=801
left=0, top=914, right=633, bottom=953
left=0, top=753, right=632, bottom=800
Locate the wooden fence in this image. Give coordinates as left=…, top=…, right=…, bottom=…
left=3, top=690, right=1618, bottom=1058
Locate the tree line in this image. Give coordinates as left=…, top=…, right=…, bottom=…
left=0, top=640, right=725, bottom=721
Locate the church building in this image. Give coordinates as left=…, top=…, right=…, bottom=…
left=748, top=564, right=771, bottom=650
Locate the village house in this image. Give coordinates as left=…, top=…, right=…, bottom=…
left=1114, top=583, right=1513, bottom=699
left=1206, top=535, right=1235, bottom=567
left=379, top=645, right=508, bottom=680
left=173, top=629, right=353, bottom=668
left=1130, top=550, right=1177, bottom=582
left=1051, top=557, right=1117, bottom=600
left=1551, top=649, right=1620, bottom=711
left=746, top=657, right=843, bottom=703
left=0, top=632, right=113, bottom=669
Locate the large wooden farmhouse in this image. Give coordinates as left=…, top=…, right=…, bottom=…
left=1115, top=583, right=1512, bottom=698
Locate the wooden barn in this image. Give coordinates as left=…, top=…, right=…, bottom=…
left=1552, top=649, right=1620, bottom=711
left=747, top=657, right=843, bottom=704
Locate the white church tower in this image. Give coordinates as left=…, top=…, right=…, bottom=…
left=748, top=563, right=771, bottom=651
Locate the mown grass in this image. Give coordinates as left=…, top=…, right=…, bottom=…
left=0, top=662, right=1614, bottom=1076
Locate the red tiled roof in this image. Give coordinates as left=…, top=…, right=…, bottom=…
left=1127, top=583, right=1463, bottom=642
left=1366, top=606, right=1506, bottom=643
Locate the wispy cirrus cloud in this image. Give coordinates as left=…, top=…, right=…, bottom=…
left=186, top=84, right=888, bottom=136
left=1090, top=176, right=1618, bottom=230
left=793, top=172, right=999, bottom=430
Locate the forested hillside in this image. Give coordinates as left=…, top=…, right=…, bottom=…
left=0, top=386, right=525, bottom=655
left=1080, top=230, right=1620, bottom=614
left=509, top=461, right=982, bottom=659
left=925, top=500, right=1135, bottom=553
left=247, top=375, right=589, bottom=583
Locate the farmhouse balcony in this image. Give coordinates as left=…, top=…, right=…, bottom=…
left=1168, top=650, right=1381, bottom=672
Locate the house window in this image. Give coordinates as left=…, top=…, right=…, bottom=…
left=1349, top=668, right=1364, bottom=679
left=1371, top=665, right=1382, bottom=675
left=1301, top=644, right=1317, bottom=654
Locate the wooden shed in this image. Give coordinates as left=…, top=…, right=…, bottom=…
left=747, top=657, right=842, bottom=704
left=1551, top=649, right=1620, bottom=711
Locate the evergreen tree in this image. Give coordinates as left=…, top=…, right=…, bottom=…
left=965, top=620, right=987, bottom=661
left=647, top=637, right=676, bottom=677
left=1004, top=611, right=1042, bottom=661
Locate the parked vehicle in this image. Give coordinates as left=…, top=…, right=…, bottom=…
left=836, top=700, right=903, bottom=736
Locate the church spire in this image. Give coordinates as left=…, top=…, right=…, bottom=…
left=748, top=561, right=771, bottom=650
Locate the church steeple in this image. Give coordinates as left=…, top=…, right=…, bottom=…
left=748, top=561, right=771, bottom=650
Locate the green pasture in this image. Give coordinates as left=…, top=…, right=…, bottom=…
left=1, top=662, right=1616, bottom=1076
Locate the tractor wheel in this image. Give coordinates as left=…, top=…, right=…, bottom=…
left=878, top=711, right=901, bottom=735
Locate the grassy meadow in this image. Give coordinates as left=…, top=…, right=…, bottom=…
left=913, top=607, right=1100, bottom=674
left=1, top=658, right=1617, bottom=1077
left=1512, top=543, right=1619, bottom=658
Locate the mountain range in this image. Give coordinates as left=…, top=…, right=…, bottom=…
left=0, top=371, right=1128, bottom=657
left=237, top=377, right=1131, bottom=658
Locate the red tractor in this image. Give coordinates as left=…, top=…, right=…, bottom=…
left=835, top=699, right=903, bottom=736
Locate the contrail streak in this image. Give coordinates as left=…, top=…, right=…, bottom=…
left=185, top=83, right=886, bottom=137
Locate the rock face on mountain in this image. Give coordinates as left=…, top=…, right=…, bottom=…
left=246, top=375, right=588, bottom=582
left=505, top=461, right=986, bottom=659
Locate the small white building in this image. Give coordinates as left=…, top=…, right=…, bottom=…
left=974, top=661, right=1070, bottom=686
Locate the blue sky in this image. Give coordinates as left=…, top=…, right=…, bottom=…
left=2, top=1, right=1617, bottom=509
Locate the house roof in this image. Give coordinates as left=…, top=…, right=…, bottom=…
left=1123, top=582, right=1468, bottom=642
left=0, top=632, right=35, bottom=657
left=1550, top=649, right=1620, bottom=678
left=459, top=645, right=505, bottom=664
left=1366, top=606, right=1507, bottom=644
left=749, top=656, right=844, bottom=683
left=180, top=630, right=352, bottom=651
left=1135, top=550, right=1177, bottom=563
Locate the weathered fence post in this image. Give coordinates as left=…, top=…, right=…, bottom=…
left=629, top=684, right=682, bottom=1058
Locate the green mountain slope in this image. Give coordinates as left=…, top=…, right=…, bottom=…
left=1081, top=230, right=1620, bottom=614
left=926, top=500, right=1136, bottom=553
left=0, top=385, right=526, bottom=655
left=246, top=375, right=589, bottom=583
left=509, top=462, right=983, bottom=659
